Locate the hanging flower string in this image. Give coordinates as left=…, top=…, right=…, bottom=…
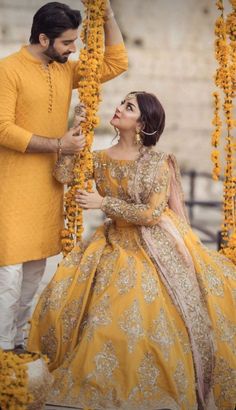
left=62, top=0, right=106, bottom=255
left=212, top=0, right=236, bottom=263
left=211, top=92, right=222, bottom=180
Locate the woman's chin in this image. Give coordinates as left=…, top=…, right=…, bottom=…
left=110, top=118, right=117, bottom=127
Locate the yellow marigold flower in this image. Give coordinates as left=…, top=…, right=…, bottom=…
left=62, top=0, right=105, bottom=255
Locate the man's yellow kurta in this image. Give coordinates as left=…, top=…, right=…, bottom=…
left=0, top=44, right=128, bottom=266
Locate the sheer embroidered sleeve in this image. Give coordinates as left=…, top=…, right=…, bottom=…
left=101, top=158, right=171, bottom=226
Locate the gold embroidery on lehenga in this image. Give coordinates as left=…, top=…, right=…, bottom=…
left=174, top=360, right=188, bottom=404
left=141, top=260, right=159, bottom=303
left=215, top=305, right=236, bottom=354
left=91, top=341, right=119, bottom=384
left=119, top=299, right=144, bottom=352
left=214, top=357, right=236, bottom=407
left=78, top=249, right=102, bottom=283
left=61, top=247, right=83, bottom=267
left=40, top=325, right=58, bottom=361
left=148, top=308, right=174, bottom=360
left=94, top=248, right=120, bottom=295
left=116, top=255, right=137, bottom=294
left=107, top=225, right=140, bottom=253
left=48, top=365, right=75, bottom=405
left=175, top=328, right=191, bottom=354
left=203, top=247, right=236, bottom=280
left=61, top=297, right=83, bottom=343
left=138, top=352, right=160, bottom=396
left=39, top=277, right=73, bottom=320
left=191, top=249, right=225, bottom=298
left=76, top=343, right=120, bottom=408
left=85, top=294, right=112, bottom=340
left=79, top=383, right=121, bottom=410
left=205, top=268, right=224, bottom=297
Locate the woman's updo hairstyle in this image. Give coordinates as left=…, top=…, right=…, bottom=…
left=129, top=91, right=165, bottom=146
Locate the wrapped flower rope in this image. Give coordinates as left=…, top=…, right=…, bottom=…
left=212, top=0, right=236, bottom=263
left=0, top=349, right=32, bottom=410
left=62, top=0, right=106, bottom=255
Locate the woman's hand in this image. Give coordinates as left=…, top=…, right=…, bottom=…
left=75, top=189, right=103, bottom=209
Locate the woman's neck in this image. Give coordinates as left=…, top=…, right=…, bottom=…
left=116, top=140, right=138, bottom=151
left=107, top=139, right=142, bottom=161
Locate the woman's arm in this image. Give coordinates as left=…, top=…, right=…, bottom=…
left=101, top=160, right=171, bottom=226
left=77, top=159, right=171, bottom=226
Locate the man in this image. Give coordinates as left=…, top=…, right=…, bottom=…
left=0, top=1, right=128, bottom=351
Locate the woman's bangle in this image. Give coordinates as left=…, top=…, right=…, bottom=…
left=57, top=138, right=62, bottom=157
left=104, top=11, right=114, bottom=22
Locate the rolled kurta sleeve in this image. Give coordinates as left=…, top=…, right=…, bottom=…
left=71, top=42, right=128, bottom=89
left=0, top=66, right=33, bottom=153
left=101, top=159, right=171, bottom=226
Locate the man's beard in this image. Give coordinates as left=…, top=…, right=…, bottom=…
left=43, top=44, right=70, bottom=64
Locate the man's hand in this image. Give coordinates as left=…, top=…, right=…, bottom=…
left=75, top=189, right=103, bottom=209
left=73, top=103, right=86, bottom=128
left=61, top=126, right=86, bottom=154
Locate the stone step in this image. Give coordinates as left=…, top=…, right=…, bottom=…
left=46, top=406, right=82, bottom=410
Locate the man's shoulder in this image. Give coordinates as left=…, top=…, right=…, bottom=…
left=0, top=49, right=22, bottom=71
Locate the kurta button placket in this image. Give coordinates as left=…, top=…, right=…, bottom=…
left=42, top=64, right=54, bottom=114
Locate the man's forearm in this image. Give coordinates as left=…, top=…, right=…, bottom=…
left=104, top=9, right=124, bottom=46
left=26, top=126, right=86, bottom=155
left=26, top=135, right=57, bottom=153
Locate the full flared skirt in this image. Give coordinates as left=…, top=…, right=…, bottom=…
left=28, top=213, right=236, bottom=410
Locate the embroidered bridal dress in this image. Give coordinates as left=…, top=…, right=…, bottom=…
left=28, top=148, right=236, bottom=410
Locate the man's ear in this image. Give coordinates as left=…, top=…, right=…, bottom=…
left=39, top=33, right=50, bottom=48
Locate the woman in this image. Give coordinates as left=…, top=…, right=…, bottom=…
left=28, top=92, right=236, bottom=410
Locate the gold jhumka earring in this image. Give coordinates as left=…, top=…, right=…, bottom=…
left=135, top=130, right=141, bottom=145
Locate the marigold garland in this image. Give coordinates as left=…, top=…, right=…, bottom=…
left=213, top=0, right=236, bottom=263
left=0, top=349, right=33, bottom=409
left=62, top=0, right=106, bottom=255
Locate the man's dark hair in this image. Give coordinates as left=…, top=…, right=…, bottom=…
left=29, top=2, right=82, bottom=44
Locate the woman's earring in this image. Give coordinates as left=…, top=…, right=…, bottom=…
left=135, top=130, right=141, bottom=145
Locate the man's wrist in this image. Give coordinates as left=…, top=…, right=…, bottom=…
left=104, top=9, right=114, bottom=22
left=57, top=138, right=62, bottom=157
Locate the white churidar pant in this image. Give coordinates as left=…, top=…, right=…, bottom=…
left=0, top=259, right=46, bottom=349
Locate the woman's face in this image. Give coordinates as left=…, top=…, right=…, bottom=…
left=110, top=94, right=141, bottom=133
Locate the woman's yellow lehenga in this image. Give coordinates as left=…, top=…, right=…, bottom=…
left=28, top=148, right=236, bottom=410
